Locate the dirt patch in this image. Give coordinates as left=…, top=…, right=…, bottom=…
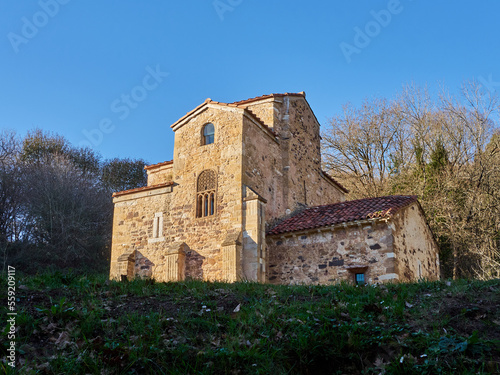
left=16, top=287, right=242, bottom=320
left=440, top=296, right=500, bottom=340
left=410, top=286, right=500, bottom=341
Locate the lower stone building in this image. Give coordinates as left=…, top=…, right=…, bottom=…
left=266, top=195, right=440, bottom=284
left=109, top=92, right=440, bottom=285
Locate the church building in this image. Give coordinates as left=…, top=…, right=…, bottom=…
left=109, top=92, right=440, bottom=284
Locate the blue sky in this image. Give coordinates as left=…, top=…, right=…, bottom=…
left=1, top=1, right=499, bottom=164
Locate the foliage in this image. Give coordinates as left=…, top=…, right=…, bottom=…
left=322, top=80, right=500, bottom=279
left=18, top=156, right=112, bottom=270
left=20, top=128, right=100, bottom=174
left=0, top=129, right=148, bottom=274
left=1, top=271, right=498, bottom=374
left=101, top=157, right=148, bottom=192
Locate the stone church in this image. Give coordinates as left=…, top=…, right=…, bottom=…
left=109, top=92, right=440, bottom=285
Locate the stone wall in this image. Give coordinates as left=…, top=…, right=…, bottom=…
left=242, top=96, right=345, bottom=224
left=279, top=96, right=345, bottom=208
left=146, top=163, right=173, bottom=186
left=168, top=105, right=244, bottom=280
left=391, top=202, right=440, bottom=281
left=111, top=105, right=246, bottom=282
left=241, top=187, right=267, bottom=282
left=109, top=185, right=173, bottom=281
left=266, top=221, right=395, bottom=285
left=244, top=100, right=277, bottom=130
left=242, top=115, right=283, bottom=219
left=110, top=94, right=398, bottom=285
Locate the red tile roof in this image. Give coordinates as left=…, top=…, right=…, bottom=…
left=112, top=182, right=174, bottom=197
left=170, top=92, right=306, bottom=129
left=144, top=160, right=173, bottom=170
left=267, top=195, right=418, bottom=235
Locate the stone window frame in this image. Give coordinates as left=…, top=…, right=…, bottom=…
left=201, top=123, right=215, bottom=146
left=196, top=169, right=217, bottom=218
left=347, top=265, right=368, bottom=285
left=148, top=212, right=165, bottom=243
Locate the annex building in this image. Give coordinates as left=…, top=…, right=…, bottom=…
left=109, top=92, right=440, bottom=285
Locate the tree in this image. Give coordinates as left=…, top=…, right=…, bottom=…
left=322, top=97, right=415, bottom=198
left=20, top=155, right=112, bottom=269
left=0, top=130, right=22, bottom=272
left=21, top=128, right=100, bottom=174
left=101, top=157, right=148, bottom=192
left=322, top=80, right=500, bottom=279
left=0, top=129, right=112, bottom=272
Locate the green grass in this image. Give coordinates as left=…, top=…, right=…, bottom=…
left=1, top=272, right=499, bottom=374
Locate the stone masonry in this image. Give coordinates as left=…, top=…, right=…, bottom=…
left=109, top=92, right=439, bottom=285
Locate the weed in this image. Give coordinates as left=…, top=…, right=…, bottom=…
left=6, top=272, right=500, bottom=374
left=35, top=296, right=77, bottom=320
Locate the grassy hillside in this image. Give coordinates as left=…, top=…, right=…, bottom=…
left=1, top=272, right=499, bottom=374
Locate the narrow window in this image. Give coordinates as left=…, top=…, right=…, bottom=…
left=196, top=170, right=216, bottom=218
left=202, top=123, right=215, bottom=145
left=210, top=192, right=215, bottom=215
left=152, top=212, right=163, bottom=239
left=418, top=261, right=422, bottom=279
left=155, top=216, right=160, bottom=237
left=355, top=273, right=365, bottom=285
left=197, top=195, right=203, bottom=217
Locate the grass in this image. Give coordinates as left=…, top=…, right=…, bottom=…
left=0, top=271, right=499, bottom=374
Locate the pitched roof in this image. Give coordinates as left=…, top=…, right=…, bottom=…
left=229, top=92, right=306, bottom=106
left=169, top=98, right=277, bottom=138
left=170, top=92, right=306, bottom=131
left=144, top=160, right=173, bottom=170
left=267, top=195, right=418, bottom=235
left=112, top=182, right=174, bottom=197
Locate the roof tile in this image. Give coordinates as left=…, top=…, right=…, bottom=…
left=267, top=195, right=418, bottom=235
left=230, top=92, right=305, bottom=106
left=144, top=160, right=173, bottom=170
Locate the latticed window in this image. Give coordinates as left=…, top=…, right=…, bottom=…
left=196, top=170, right=216, bottom=218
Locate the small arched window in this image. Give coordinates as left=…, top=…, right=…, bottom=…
left=202, top=123, right=215, bottom=145
left=196, top=170, right=216, bottom=218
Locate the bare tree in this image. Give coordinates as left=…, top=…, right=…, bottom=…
left=322, top=81, right=500, bottom=279
left=0, top=130, right=22, bottom=272
left=20, top=155, right=112, bottom=270
left=322, top=98, right=409, bottom=198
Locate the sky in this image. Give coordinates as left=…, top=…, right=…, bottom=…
left=1, top=1, right=499, bottom=165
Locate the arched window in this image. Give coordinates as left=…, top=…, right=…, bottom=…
left=202, top=123, right=215, bottom=145
left=196, top=170, right=216, bottom=218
